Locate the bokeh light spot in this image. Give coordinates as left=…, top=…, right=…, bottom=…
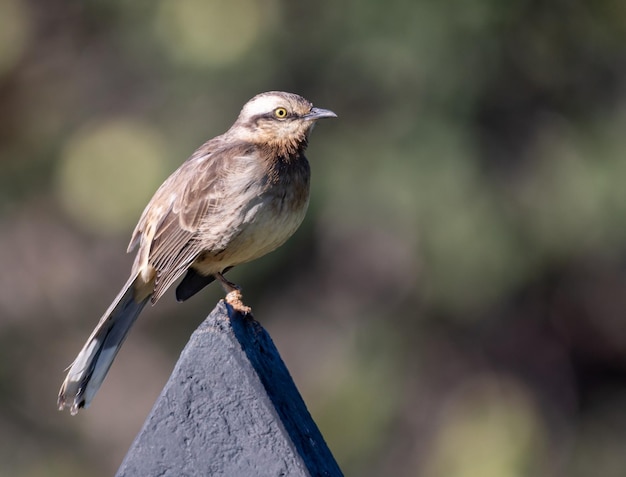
left=56, top=118, right=169, bottom=235
left=426, top=375, right=545, bottom=477
left=0, top=0, right=32, bottom=76
left=154, top=0, right=272, bottom=67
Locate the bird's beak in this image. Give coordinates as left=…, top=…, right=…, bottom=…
left=304, top=107, right=337, bottom=120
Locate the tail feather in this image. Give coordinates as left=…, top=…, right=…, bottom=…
left=58, top=275, right=150, bottom=415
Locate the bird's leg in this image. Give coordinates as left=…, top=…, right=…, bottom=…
left=215, top=272, right=240, bottom=293
left=215, top=272, right=252, bottom=315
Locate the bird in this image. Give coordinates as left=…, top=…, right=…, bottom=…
left=58, top=91, right=336, bottom=415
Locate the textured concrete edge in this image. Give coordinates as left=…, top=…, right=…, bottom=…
left=226, top=302, right=344, bottom=477
left=116, top=300, right=343, bottom=477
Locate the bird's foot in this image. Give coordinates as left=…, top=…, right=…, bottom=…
left=225, top=289, right=252, bottom=315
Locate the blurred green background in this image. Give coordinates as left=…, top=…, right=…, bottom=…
left=2, top=0, right=626, bottom=475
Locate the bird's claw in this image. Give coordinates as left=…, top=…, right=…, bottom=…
left=225, top=289, right=252, bottom=315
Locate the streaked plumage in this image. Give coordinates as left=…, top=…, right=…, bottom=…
left=58, top=91, right=336, bottom=414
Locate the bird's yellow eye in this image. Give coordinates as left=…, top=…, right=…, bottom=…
left=274, top=107, right=288, bottom=119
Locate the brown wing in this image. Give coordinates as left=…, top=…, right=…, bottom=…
left=128, top=138, right=253, bottom=302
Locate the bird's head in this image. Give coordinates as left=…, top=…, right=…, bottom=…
left=230, top=91, right=336, bottom=156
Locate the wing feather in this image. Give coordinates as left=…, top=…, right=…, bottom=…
left=128, top=139, right=262, bottom=302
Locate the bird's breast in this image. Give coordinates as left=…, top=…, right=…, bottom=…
left=234, top=157, right=311, bottom=259
left=194, top=155, right=311, bottom=273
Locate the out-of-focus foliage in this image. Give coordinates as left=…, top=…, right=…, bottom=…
left=56, top=118, right=169, bottom=234
left=2, top=0, right=626, bottom=476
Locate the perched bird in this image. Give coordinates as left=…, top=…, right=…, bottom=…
left=58, top=91, right=336, bottom=415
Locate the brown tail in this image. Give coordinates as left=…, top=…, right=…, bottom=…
left=58, top=275, right=150, bottom=415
